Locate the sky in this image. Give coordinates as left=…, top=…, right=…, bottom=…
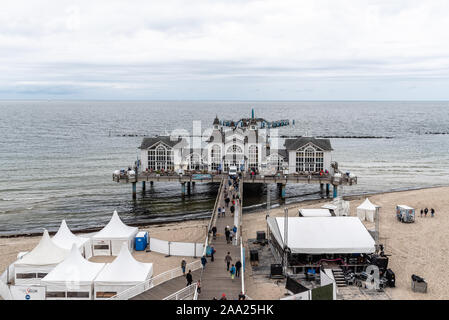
left=1, top=0, right=449, bottom=100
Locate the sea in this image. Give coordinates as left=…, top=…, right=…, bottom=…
left=1, top=101, right=449, bottom=236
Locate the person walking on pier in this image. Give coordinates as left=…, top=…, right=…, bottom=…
left=196, top=280, right=201, bottom=295
left=230, top=205, right=235, bottom=216
left=201, top=255, right=207, bottom=269
left=212, top=226, right=217, bottom=239
left=210, top=246, right=215, bottom=262
left=222, top=207, right=226, bottom=217
left=225, top=226, right=230, bottom=243
left=230, top=264, right=236, bottom=280
left=225, top=252, right=232, bottom=271
left=225, top=197, right=230, bottom=208
left=181, top=259, right=187, bottom=275
left=218, top=207, right=222, bottom=218
left=420, top=209, right=423, bottom=218
left=431, top=208, right=435, bottom=217
left=235, top=260, right=242, bottom=278
left=186, top=270, right=193, bottom=286
left=424, top=207, right=428, bottom=217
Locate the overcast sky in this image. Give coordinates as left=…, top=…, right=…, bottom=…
left=1, top=0, right=449, bottom=100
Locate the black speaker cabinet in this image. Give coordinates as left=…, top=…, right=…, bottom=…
left=271, top=264, right=283, bottom=277
left=256, top=231, right=266, bottom=241
left=250, top=250, right=259, bottom=261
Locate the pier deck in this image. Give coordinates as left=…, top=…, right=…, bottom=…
left=198, top=178, right=243, bottom=300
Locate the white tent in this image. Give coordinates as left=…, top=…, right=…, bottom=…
left=91, top=211, right=138, bottom=256
left=41, top=244, right=105, bottom=300
left=94, top=243, right=153, bottom=299
left=14, top=230, right=69, bottom=285
left=298, top=209, right=333, bottom=217
left=52, top=220, right=93, bottom=259
left=357, top=198, right=378, bottom=222
left=267, top=217, right=375, bottom=254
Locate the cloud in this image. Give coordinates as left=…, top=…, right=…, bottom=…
left=0, top=0, right=449, bottom=99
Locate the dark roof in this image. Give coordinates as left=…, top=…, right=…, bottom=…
left=284, top=137, right=333, bottom=151
left=140, top=136, right=184, bottom=149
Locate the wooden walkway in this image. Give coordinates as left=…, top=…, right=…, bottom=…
left=198, top=178, right=243, bottom=300
left=131, top=269, right=202, bottom=300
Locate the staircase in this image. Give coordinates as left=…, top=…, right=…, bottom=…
left=332, top=268, right=347, bottom=287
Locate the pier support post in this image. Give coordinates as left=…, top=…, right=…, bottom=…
left=181, top=182, right=186, bottom=197
left=333, top=185, right=338, bottom=199
left=187, top=182, right=191, bottom=195
left=281, top=184, right=286, bottom=200
left=132, top=182, right=137, bottom=199
left=326, top=184, right=330, bottom=197
left=192, top=182, right=195, bottom=186
left=320, top=183, right=324, bottom=194
left=150, top=181, right=154, bottom=186
left=142, top=181, right=146, bottom=191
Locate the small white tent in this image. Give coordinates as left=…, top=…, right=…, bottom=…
left=92, top=211, right=138, bottom=256
left=14, top=230, right=69, bottom=285
left=94, top=243, right=153, bottom=299
left=357, top=198, right=378, bottom=222
left=52, top=220, right=93, bottom=259
left=41, top=244, right=105, bottom=300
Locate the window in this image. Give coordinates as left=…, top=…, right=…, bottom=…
left=67, top=291, right=90, bottom=298
left=268, top=154, right=284, bottom=171
left=96, top=292, right=117, bottom=298
left=188, top=153, right=202, bottom=170
left=226, top=145, right=243, bottom=154
left=46, top=291, right=66, bottom=298
left=93, top=245, right=110, bottom=250
left=210, top=145, right=221, bottom=171
left=248, top=145, right=258, bottom=168
left=16, top=273, right=36, bottom=279
left=148, top=143, right=174, bottom=171
left=295, top=145, right=324, bottom=172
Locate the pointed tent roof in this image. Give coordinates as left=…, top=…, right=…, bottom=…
left=42, top=244, right=105, bottom=285
left=52, top=220, right=90, bottom=250
left=94, top=243, right=153, bottom=285
left=92, top=211, right=138, bottom=240
left=357, top=198, right=378, bottom=211
left=15, top=230, right=70, bottom=266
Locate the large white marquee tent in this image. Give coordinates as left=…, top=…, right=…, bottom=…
left=357, top=198, right=378, bottom=222
left=94, top=243, right=153, bottom=299
left=92, top=211, right=138, bottom=256
left=14, top=230, right=69, bottom=285
left=41, top=244, right=105, bottom=300
left=267, top=217, right=375, bottom=254
left=52, top=220, right=93, bottom=259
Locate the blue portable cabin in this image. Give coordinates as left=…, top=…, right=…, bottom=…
left=135, top=231, right=149, bottom=251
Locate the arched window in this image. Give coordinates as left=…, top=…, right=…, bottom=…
left=226, top=145, right=243, bottom=154
left=296, top=145, right=322, bottom=173
left=148, top=143, right=174, bottom=171
left=188, top=153, right=202, bottom=170
left=248, top=145, right=258, bottom=169
left=210, top=145, right=221, bottom=171
left=268, top=154, right=284, bottom=171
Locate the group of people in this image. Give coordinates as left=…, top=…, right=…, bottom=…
left=419, top=207, right=436, bottom=218
left=225, top=252, right=242, bottom=280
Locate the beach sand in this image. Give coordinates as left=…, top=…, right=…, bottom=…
left=243, top=186, right=449, bottom=300
left=2, top=186, right=449, bottom=300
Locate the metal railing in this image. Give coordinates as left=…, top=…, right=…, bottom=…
left=202, top=177, right=225, bottom=256
left=108, top=260, right=202, bottom=300
left=163, top=283, right=198, bottom=300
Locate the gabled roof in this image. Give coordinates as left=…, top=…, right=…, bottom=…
left=42, top=244, right=105, bottom=284
left=15, top=230, right=70, bottom=266
left=140, top=136, right=184, bottom=149
left=284, top=137, right=333, bottom=151
left=52, top=220, right=90, bottom=250
left=94, top=243, right=153, bottom=284
left=92, top=211, right=138, bottom=240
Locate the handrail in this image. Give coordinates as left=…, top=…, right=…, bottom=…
left=163, top=283, right=198, bottom=300
left=108, top=259, right=202, bottom=300
left=202, top=177, right=225, bottom=256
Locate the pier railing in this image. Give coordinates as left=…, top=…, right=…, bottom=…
left=163, top=283, right=198, bottom=300
left=108, top=260, right=202, bottom=300
left=202, top=177, right=225, bottom=256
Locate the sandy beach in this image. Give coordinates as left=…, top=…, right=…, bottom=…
left=2, top=186, right=449, bottom=300
left=243, top=186, right=449, bottom=300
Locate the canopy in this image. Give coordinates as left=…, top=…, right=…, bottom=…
left=15, top=230, right=69, bottom=267
left=299, top=209, right=332, bottom=217
left=94, top=243, right=153, bottom=286
left=267, top=217, right=375, bottom=254
left=357, top=198, right=378, bottom=222
left=42, top=244, right=105, bottom=286
left=92, top=211, right=138, bottom=240
left=52, top=220, right=92, bottom=258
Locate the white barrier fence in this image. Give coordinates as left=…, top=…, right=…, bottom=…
left=149, top=238, right=203, bottom=257
left=109, top=260, right=202, bottom=300
left=163, top=283, right=198, bottom=300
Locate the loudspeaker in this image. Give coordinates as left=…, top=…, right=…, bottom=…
left=250, top=250, right=259, bottom=261
left=271, top=264, right=283, bottom=277
left=256, top=231, right=266, bottom=241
